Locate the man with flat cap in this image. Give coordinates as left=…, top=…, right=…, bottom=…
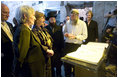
left=45, top=11, right=64, bottom=77
left=1, top=3, right=14, bottom=76
left=63, top=9, right=88, bottom=77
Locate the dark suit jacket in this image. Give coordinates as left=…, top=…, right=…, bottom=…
left=45, top=24, right=64, bottom=52
left=1, top=21, right=14, bottom=76
left=45, top=24, right=64, bottom=67
left=85, top=20, right=98, bottom=43
left=13, top=24, right=45, bottom=76
left=1, top=22, right=14, bottom=57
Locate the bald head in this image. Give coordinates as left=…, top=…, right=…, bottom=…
left=1, top=3, right=9, bottom=21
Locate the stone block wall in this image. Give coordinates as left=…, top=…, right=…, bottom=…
left=60, top=1, right=117, bottom=41
left=92, top=1, right=117, bottom=41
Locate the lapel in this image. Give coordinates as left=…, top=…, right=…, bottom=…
left=22, top=24, right=42, bottom=45
left=1, top=22, right=13, bottom=38
left=47, top=26, right=54, bottom=36
left=31, top=30, right=41, bottom=45
left=1, top=27, right=10, bottom=40
left=89, top=20, right=92, bottom=27
left=86, top=20, right=92, bottom=28
left=6, top=22, right=14, bottom=34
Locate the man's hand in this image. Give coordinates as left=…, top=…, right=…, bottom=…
left=64, top=33, right=76, bottom=39
left=68, top=33, right=76, bottom=39
left=64, top=33, right=69, bottom=37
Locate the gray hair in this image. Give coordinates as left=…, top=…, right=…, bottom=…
left=15, top=5, right=35, bottom=24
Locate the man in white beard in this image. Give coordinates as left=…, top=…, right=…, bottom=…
left=63, top=9, right=88, bottom=77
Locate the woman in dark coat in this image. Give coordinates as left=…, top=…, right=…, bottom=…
left=13, top=5, right=46, bottom=77
left=32, top=11, right=54, bottom=77
left=85, top=10, right=98, bottom=44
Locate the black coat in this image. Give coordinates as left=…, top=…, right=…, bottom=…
left=45, top=24, right=64, bottom=52
left=85, top=20, right=98, bottom=43
left=45, top=24, right=64, bottom=68
left=1, top=22, right=14, bottom=76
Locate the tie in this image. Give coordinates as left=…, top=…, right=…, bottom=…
left=1, top=22, right=13, bottom=42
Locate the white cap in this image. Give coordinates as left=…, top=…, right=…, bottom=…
left=71, top=9, right=79, bottom=14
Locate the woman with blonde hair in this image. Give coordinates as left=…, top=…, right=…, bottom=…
left=85, top=10, right=98, bottom=44
left=13, top=5, right=46, bottom=77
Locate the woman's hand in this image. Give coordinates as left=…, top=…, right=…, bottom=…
left=47, top=49, right=54, bottom=57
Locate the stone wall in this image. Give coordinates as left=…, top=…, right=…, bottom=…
left=2, top=1, right=61, bottom=26
left=60, top=1, right=117, bottom=41
left=92, top=1, right=117, bottom=41
left=2, top=1, right=117, bottom=40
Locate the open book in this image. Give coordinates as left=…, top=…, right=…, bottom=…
left=66, top=42, right=109, bottom=65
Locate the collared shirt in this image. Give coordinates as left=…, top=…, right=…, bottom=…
left=1, top=21, right=13, bottom=42
left=63, top=19, right=88, bottom=44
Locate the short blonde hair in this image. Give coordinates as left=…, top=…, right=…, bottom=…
left=15, top=5, right=35, bottom=24
left=86, top=10, right=93, bottom=18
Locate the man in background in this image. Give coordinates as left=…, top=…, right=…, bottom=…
left=45, top=11, right=64, bottom=77
left=63, top=9, right=87, bottom=77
